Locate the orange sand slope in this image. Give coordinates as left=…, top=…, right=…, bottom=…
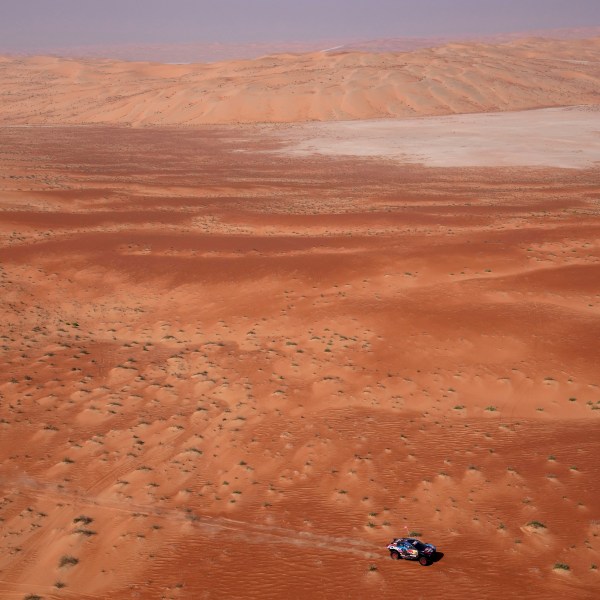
left=0, top=127, right=599, bottom=599
left=1, top=37, right=599, bottom=125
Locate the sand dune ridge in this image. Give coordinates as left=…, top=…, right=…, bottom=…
left=1, top=37, right=599, bottom=125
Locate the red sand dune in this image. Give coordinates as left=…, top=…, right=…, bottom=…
left=0, top=37, right=599, bottom=125
left=5, top=27, right=600, bottom=66
left=0, top=124, right=599, bottom=599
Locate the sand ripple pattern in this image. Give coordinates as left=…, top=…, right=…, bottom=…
left=0, top=37, right=599, bottom=125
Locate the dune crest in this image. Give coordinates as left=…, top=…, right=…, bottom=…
left=1, top=37, right=599, bottom=126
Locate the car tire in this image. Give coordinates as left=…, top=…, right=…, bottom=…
left=419, top=556, right=429, bottom=566
left=390, top=551, right=401, bottom=560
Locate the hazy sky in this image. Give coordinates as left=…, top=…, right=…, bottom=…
left=1, top=0, right=599, bottom=50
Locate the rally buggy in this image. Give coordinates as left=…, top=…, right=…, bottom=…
left=387, top=537, right=437, bottom=565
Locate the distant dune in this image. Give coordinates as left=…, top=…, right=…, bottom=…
left=1, top=37, right=599, bottom=126
left=4, top=26, right=599, bottom=63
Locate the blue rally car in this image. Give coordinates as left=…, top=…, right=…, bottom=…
left=387, top=537, right=437, bottom=565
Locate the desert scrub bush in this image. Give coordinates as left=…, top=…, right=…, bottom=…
left=528, top=521, right=546, bottom=529
left=485, top=406, right=498, bottom=412
left=24, top=594, right=43, bottom=600
left=58, top=555, right=78, bottom=567
left=409, top=531, right=422, bottom=537
left=554, top=563, right=570, bottom=571
left=73, top=515, right=93, bottom=525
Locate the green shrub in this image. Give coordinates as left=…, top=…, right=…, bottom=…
left=74, top=528, right=96, bottom=536
left=73, top=515, right=93, bottom=525
left=58, top=555, right=78, bottom=567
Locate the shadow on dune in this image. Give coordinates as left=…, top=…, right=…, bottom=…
left=430, top=551, right=444, bottom=565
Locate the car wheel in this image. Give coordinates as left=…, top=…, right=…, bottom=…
left=390, top=551, right=401, bottom=560
left=419, top=556, right=429, bottom=566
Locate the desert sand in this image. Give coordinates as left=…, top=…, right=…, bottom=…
left=0, top=37, right=599, bottom=126
left=0, top=37, right=599, bottom=600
